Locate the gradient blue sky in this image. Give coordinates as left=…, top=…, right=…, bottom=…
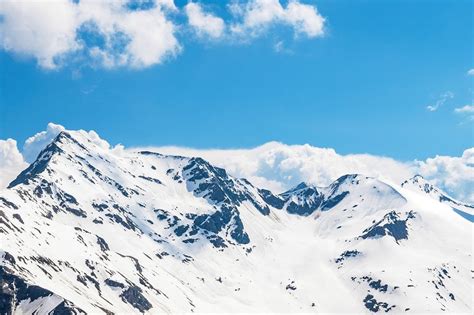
left=0, top=0, right=472, bottom=161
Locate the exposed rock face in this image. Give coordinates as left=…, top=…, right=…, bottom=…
left=361, top=211, right=416, bottom=243
left=0, top=266, right=85, bottom=315
left=120, top=286, right=152, bottom=313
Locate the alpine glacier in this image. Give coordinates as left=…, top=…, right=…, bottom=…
left=0, top=128, right=472, bottom=314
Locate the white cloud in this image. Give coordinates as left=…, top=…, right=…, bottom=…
left=454, top=105, right=474, bottom=123
left=454, top=105, right=474, bottom=113
left=185, top=2, right=225, bottom=39
left=426, top=91, right=454, bottom=112
left=467, top=69, right=474, bottom=76
left=0, top=0, right=325, bottom=69
left=0, top=0, right=81, bottom=69
left=230, top=0, right=325, bottom=39
left=417, top=148, right=474, bottom=203
left=0, top=139, right=28, bottom=189
left=0, top=0, right=180, bottom=69
left=23, top=123, right=66, bottom=163
left=285, top=0, right=325, bottom=37
left=76, top=0, right=180, bottom=69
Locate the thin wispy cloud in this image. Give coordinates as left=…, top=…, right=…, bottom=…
left=0, top=0, right=325, bottom=70
left=454, top=105, right=474, bottom=113
left=426, top=91, right=454, bottom=112
left=274, top=40, right=285, bottom=53
left=80, top=84, right=99, bottom=95
left=454, top=104, right=474, bottom=123
left=467, top=69, right=474, bottom=76
left=273, top=40, right=293, bottom=54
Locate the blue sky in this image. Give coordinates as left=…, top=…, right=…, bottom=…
left=0, top=0, right=472, bottom=161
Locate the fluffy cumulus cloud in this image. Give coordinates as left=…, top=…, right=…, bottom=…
left=0, top=0, right=80, bottom=69
left=2, top=123, right=472, bottom=204
left=79, top=1, right=180, bottom=69
left=0, top=0, right=325, bottom=69
left=0, top=139, right=28, bottom=189
left=417, top=149, right=474, bottom=203
left=229, top=0, right=325, bottom=38
left=185, top=2, right=225, bottom=38
left=0, top=0, right=180, bottom=69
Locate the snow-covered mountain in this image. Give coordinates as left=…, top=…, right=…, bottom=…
left=401, top=175, right=474, bottom=222
left=0, top=129, right=472, bottom=314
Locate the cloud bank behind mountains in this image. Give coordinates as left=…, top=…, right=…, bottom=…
left=0, top=139, right=28, bottom=190
left=1, top=123, right=473, bottom=204
left=142, top=143, right=474, bottom=203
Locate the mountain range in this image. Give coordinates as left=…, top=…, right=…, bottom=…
left=0, top=129, right=472, bottom=314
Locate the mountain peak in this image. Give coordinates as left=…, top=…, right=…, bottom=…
left=401, top=175, right=436, bottom=193
left=7, top=130, right=95, bottom=188
left=406, top=174, right=425, bottom=182
left=279, top=182, right=322, bottom=215
left=401, top=175, right=473, bottom=211
left=294, top=182, right=309, bottom=190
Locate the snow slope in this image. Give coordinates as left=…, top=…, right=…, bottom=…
left=0, top=129, right=472, bottom=314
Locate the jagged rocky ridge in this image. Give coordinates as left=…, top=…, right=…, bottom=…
left=0, top=130, right=472, bottom=314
